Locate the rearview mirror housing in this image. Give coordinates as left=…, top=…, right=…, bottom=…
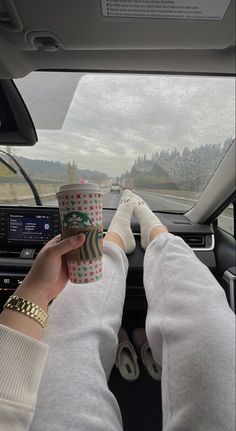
left=0, top=79, right=37, bottom=146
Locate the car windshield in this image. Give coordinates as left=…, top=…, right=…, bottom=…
left=0, top=72, right=235, bottom=211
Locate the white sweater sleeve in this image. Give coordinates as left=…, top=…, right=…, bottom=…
left=0, top=324, right=48, bottom=431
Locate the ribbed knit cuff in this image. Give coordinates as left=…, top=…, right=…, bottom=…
left=0, top=324, right=48, bottom=408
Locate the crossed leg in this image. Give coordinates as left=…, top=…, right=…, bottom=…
left=144, top=232, right=235, bottom=431
left=132, top=192, right=235, bottom=430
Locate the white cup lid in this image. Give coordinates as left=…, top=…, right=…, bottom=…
left=57, top=183, right=103, bottom=194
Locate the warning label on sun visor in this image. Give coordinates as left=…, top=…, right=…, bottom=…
left=101, top=0, right=231, bottom=21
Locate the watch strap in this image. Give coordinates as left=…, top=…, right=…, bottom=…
left=3, top=295, right=48, bottom=328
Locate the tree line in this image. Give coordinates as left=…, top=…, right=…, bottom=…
left=121, top=138, right=234, bottom=192
left=0, top=152, right=108, bottom=185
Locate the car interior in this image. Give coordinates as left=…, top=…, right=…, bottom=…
left=0, top=1, right=235, bottom=430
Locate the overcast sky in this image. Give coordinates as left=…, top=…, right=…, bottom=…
left=15, top=73, right=235, bottom=176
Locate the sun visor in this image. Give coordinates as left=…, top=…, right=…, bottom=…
left=101, top=0, right=232, bottom=21
left=15, top=72, right=83, bottom=130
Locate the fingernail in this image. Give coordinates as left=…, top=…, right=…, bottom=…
left=78, top=233, right=85, bottom=241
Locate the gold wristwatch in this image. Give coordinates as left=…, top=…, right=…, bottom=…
left=3, top=295, right=48, bottom=328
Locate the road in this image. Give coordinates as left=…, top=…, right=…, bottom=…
left=4, top=189, right=233, bottom=233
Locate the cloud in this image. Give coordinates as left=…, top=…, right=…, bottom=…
left=15, top=73, right=235, bottom=176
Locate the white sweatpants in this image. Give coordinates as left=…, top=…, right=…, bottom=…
left=30, top=233, right=235, bottom=431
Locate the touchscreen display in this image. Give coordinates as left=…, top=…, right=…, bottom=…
left=9, top=214, right=52, bottom=241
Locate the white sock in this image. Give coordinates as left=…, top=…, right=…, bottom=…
left=107, top=190, right=136, bottom=254
left=133, top=193, right=163, bottom=249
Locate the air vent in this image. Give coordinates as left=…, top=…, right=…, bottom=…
left=0, top=249, right=21, bottom=258
left=0, top=0, right=23, bottom=31
left=182, top=235, right=205, bottom=248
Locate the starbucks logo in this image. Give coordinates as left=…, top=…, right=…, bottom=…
left=63, top=211, right=93, bottom=228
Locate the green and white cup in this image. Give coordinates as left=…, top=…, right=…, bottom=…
left=56, top=183, right=103, bottom=284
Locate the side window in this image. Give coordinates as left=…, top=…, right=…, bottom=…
left=218, top=202, right=235, bottom=236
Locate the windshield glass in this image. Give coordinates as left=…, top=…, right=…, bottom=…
left=0, top=72, right=235, bottom=211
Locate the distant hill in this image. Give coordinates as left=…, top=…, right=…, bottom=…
left=15, top=156, right=109, bottom=183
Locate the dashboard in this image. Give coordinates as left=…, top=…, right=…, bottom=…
left=0, top=205, right=216, bottom=310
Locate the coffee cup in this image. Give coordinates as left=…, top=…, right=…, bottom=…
left=56, top=183, right=103, bottom=283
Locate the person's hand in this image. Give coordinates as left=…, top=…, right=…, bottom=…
left=15, top=234, right=85, bottom=308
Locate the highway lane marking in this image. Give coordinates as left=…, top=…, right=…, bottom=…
left=136, top=190, right=191, bottom=209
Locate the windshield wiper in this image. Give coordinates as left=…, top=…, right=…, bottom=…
left=0, top=149, right=42, bottom=206
left=0, top=156, right=17, bottom=175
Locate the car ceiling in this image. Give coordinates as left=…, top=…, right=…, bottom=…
left=0, top=0, right=235, bottom=78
